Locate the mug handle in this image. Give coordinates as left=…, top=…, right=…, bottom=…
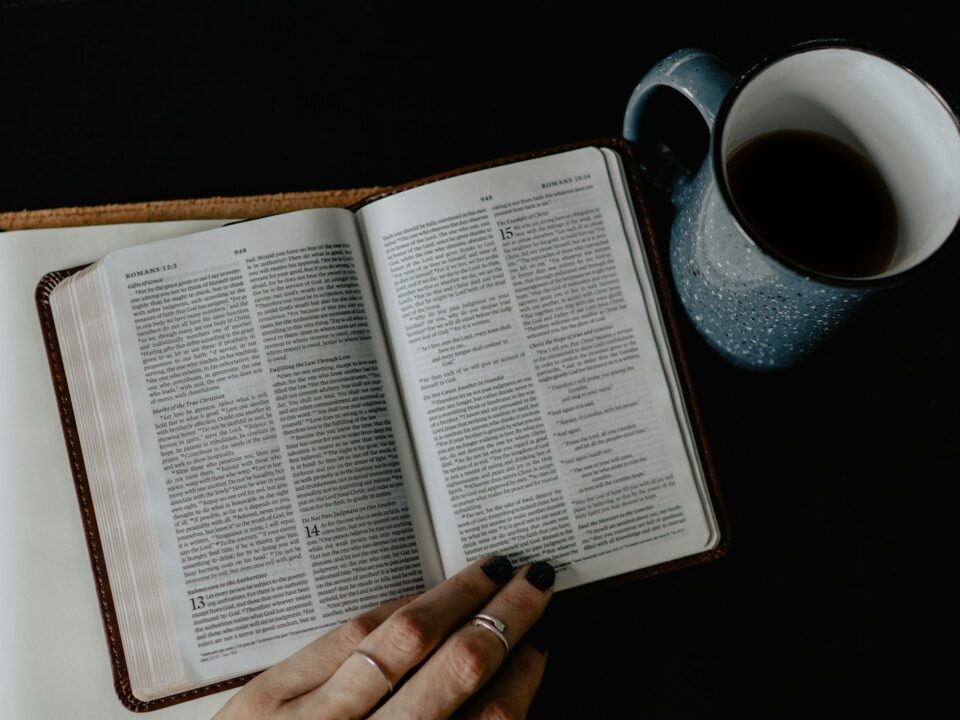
left=623, top=48, right=734, bottom=204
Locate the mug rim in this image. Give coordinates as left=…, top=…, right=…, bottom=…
left=711, top=38, right=960, bottom=288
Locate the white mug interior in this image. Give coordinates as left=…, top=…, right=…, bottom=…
left=720, top=46, right=960, bottom=279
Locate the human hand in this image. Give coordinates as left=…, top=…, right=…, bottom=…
left=214, top=555, right=554, bottom=719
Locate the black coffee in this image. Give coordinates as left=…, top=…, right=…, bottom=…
left=725, top=130, right=898, bottom=278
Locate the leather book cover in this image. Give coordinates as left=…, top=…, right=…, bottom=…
left=34, top=139, right=730, bottom=711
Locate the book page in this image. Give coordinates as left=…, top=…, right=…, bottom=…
left=358, top=148, right=716, bottom=591
left=3, top=219, right=237, bottom=718
left=94, top=210, right=442, bottom=683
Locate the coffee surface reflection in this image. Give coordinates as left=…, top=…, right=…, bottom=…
left=726, top=130, right=898, bottom=278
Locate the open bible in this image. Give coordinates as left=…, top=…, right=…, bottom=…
left=37, top=140, right=728, bottom=711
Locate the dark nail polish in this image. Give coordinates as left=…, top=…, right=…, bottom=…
left=481, top=555, right=513, bottom=584
left=525, top=561, right=555, bottom=591
left=526, top=610, right=552, bottom=655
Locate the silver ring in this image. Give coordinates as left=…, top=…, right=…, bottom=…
left=473, top=613, right=507, bottom=634
left=352, top=649, right=394, bottom=694
left=471, top=614, right=510, bottom=654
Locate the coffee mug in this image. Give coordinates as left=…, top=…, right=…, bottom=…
left=623, top=41, right=960, bottom=370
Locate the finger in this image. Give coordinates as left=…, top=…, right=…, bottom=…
left=216, top=599, right=412, bottom=720
left=250, top=595, right=412, bottom=702
left=284, top=555, right=514, bottom=720
left=375, top=561, right=555, bottom=720
left=455, top=641, right=547, bottom=720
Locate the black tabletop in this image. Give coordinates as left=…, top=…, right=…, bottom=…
left=3, top=2, right=957, bottom=716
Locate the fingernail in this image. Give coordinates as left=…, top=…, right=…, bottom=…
left=525, top=561, right=555, bottom=591
left=481, top=555, right=513, bottom=584
left=526, top=610, right=553, bottom=655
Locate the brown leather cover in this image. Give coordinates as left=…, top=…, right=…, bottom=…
left=38, top=269, right=254, bottom=712
left=35, top=139, right=730, bottom=712
left=2, top=187, right=382, bottom=230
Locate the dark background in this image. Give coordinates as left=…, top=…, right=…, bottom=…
left=3, top=1, right=957, bottom=716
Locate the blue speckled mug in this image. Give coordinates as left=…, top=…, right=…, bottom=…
left=624, top=41, right=960, bottom=370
